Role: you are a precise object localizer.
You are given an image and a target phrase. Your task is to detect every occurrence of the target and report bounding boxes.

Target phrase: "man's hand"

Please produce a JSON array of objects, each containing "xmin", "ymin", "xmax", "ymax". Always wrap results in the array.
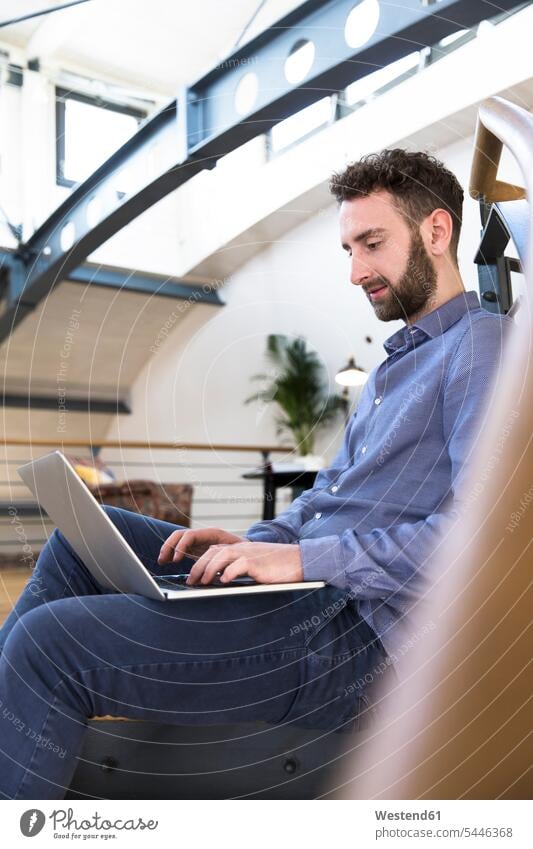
[
  {"xmin": 185, "ymin": 541, "xmax": 304, "ymax": 585},
  {"xmin": 158, "ymin": 527, "xmax": 244, "ymax": 565}
]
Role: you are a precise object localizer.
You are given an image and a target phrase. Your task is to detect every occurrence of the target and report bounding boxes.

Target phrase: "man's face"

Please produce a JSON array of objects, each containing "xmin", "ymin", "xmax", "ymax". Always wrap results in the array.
[{"xmin": 339, "ymin": 189, "xmax": 437, "ymax": 322}]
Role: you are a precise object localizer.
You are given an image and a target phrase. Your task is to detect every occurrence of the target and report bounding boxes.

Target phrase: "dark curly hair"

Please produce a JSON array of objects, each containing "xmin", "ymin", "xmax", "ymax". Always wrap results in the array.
[{"xmin": 329, "ymin": 148, "xmax": 464, "ymax": 264}]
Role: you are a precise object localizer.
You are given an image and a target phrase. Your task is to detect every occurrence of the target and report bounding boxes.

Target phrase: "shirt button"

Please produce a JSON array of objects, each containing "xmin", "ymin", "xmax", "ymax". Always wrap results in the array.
[
  {"xmin": 374, "ymin": 397, "xmax": 382, "ymax": 405},
  {"xmin": 331, "ymin": 485, "xmax": 338, "ymax": 493},
  {"xmin": 314, "ymin": 512, "xmax": 322, "ymax": 519},
  {"xmin": 361, "ymin": 445, "xmax": 367, "ymax": 454}
]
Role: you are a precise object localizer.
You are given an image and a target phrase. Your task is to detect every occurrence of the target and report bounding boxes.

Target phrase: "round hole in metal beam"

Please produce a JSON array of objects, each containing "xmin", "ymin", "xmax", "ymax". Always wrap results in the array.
[
  {"xmin": 344, "ymin": 0, "xmax": 380, "ymax": 49},
  {"xmin": 285, "ymin": 39, "xmax": 315, "ymax": 85}
]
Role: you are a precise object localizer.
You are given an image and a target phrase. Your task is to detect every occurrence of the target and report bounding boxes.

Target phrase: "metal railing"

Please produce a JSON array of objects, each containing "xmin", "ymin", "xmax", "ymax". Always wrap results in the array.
[
  {"xmin": 266, "ymin": 4, "xmax": 528, "ymax": 159},
  {"xmin": 0, "ymin": 438, "xmax": 296, "ymax": 560}
]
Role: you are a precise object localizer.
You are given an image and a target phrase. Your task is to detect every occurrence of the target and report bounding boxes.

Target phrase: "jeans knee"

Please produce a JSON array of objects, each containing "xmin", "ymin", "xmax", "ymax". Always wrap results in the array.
[
  {"xmin": 43, "ymin": 527, "xmax": 81, "ymax": 577},
  {"xmin": 100, "ymin": 504, "xmax": 120, "ymax": 521},
  {"xmin": 1, "ymin": 606, "xmax": 58, "ymax": 674},
  {"xmin": 99, "ymin": 504, "xmax": 139, "ymax": 533},
  {"xmin": 1, "ymin": 606, "xmax": 90, "ymax": 715},
  {"xmin": 36, "ymin": 528, "xmax": 68, "ymax": 577},
  {"xmin": 48, "ymin": 526, "xmax": 72, "ymax": 557}
]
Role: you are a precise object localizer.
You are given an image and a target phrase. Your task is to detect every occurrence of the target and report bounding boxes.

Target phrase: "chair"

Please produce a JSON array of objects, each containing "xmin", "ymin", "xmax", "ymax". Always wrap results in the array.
[
  {"xmin": 64, "ymin": 452, "xmax": 193, "ymax": 527},
  {"xmin": 90, "ymin": 479, "xmax": 193, "ymax": 527},
  {"xmin": 66, "ymin": 718, "xmax": 357, "ymax": 800}
]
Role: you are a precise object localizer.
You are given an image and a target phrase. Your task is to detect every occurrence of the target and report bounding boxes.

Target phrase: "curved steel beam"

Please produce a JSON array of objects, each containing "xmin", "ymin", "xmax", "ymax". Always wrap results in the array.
[{"xmin": 0, "ymin": 0, "xmax": 522, "ymax": 343}]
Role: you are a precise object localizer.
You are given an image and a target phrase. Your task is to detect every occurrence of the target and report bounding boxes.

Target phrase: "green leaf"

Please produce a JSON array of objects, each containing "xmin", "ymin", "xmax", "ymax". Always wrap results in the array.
[{"xmin": 245, "ymin": 333, "xmax": 345, "ymax": 454}]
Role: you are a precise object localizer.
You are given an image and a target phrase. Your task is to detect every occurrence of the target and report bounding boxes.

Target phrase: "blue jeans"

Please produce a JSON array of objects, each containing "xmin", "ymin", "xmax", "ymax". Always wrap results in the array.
[{"xmin": 0, "ymin": 506, "xmax": 388, "ymax": 799}]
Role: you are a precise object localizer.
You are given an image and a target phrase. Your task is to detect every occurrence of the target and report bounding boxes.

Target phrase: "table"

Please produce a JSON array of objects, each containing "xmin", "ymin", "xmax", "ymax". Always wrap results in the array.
[{"xmin": 242, "ymin": 466, "xmax": 319, "ymax": 521}]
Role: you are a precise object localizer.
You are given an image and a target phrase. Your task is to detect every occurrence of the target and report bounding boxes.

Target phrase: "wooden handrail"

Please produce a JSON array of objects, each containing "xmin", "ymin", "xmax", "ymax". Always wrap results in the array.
[
  {"xmin": 469, "ymin": 96, "xmax": 533, "ymax": 202},
  {"xmin": 0, "ymin": 438, "xmax": 293, "ymax": 453},
  {"xmin": 332, "ymin": 97, "xmax": 533, "ymax": 800}
]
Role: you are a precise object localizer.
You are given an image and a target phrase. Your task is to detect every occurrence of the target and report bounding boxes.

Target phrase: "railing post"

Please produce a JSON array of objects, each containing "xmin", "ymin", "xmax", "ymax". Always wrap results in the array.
[{"xmin": 261, "ymin": 450, "xmax": 275, "ymax": 521}]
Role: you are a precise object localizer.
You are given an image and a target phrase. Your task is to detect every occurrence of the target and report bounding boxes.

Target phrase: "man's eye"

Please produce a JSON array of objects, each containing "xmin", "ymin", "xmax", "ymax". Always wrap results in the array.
[{"xmin": 367, "ymin": 241, "xmax": 381, "ymax": 250}]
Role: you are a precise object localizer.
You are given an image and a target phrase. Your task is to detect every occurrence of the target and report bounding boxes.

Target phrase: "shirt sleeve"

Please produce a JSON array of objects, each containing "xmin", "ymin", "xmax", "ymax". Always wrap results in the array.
[
  {"xmin": 244, "ymin": 411, "xmax": 357, "ymax": 544},
  {"xmin": 299, "ymin": 315, "xmax": 514, "ymax": 614}
]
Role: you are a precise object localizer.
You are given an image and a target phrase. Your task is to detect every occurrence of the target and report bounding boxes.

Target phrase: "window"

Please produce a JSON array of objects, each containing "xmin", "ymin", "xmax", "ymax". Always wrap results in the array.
[
  {"xmin": 56, "ymin": 87, "xmax": 146, "ymax": 187},
  {"xmin": 269, "ymin": 97, "xmax": 333, "ymax": 154},
  {"xmin": 344, "ymin": 51, "xmax": 420, "ymax": 107}
]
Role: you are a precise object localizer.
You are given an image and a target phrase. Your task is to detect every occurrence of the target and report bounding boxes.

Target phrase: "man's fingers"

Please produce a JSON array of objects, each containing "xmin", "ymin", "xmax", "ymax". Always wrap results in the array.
[
  {"xmin": 219, "ymin": 558, "xmax": 253, "ymax": 583},
  {"xmin": 187, "ymin": 545, "xmax": 226, "ymax": 584},
  {"xmin": 158, "ymin": 530, "xmax": 186, "ymax": 563},
  {"xmin": 171, "ymin": 530, "xmax": 198, "ymax": 562},
  {"xmin": 187, "ymin": 545, "xmax": 223, "ymax": 584},
  {"xmin": 159, "ymin": 527, "xmax": 238, "ymax": 565},
  {"xmin": 200, "ymin": 547, "xmax": 241, "ymax": 584}
]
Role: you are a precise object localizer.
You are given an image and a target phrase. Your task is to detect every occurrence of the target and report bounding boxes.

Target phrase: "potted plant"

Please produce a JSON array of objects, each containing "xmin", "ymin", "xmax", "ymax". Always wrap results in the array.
[{"xmin": 245, "ymin": 334, "xmax": 346, "ymax": 468}]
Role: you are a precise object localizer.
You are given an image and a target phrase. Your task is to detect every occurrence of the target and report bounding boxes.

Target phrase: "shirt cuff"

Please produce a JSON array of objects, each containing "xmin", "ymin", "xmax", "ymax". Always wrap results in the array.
[
  {"xmin": 245, "ymin": 529, "xmax": 283, "ymax": 543},
  {"xmin": 299, "ymin": 536, "xmax": 345, "ymax": 586}
]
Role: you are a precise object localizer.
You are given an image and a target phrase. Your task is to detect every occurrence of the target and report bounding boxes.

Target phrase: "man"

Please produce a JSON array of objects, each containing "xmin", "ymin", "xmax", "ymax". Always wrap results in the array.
[{"xmin": 0, "ymin": 150, "xmax": 512, "ymax": 799}]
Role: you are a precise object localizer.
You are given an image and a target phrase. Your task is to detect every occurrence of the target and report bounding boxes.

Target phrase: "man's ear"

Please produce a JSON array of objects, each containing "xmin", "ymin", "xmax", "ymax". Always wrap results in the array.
[{"xmin": 423, "ymin": 208, "xmax": 453, "ymax": 258}]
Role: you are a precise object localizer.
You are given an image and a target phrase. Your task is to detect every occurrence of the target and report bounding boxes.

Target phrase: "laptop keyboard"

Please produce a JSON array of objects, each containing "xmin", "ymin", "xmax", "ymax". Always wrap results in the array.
[{"xmin": 156, "ymin": 573, "xmax": 257, "ymax": 589}]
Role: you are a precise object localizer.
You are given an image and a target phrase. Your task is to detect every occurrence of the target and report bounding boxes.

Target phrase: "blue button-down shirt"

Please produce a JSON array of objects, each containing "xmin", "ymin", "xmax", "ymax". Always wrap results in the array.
[{"xmin": 245, "ymin": 291, "xmax": 514, "ymax": 659}]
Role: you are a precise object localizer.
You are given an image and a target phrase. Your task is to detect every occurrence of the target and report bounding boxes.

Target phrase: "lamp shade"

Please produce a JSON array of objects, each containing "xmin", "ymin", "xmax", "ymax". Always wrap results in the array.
[{"xmin": 335, "ymin": 357, "xmax": 367, "ymax": 387}]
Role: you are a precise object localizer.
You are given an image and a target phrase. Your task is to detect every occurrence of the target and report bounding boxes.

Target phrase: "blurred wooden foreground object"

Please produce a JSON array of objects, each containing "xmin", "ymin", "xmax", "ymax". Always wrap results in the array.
[{"xmin": 330, "ymin": 97, "xmax": 532, "ymax": 800}]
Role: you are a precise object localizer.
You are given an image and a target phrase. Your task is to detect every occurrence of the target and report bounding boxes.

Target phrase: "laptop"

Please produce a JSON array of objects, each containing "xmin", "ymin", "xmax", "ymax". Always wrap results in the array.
[{"xmin": 18, "ymin": 451, "xmax": 326, "ymax": 601}]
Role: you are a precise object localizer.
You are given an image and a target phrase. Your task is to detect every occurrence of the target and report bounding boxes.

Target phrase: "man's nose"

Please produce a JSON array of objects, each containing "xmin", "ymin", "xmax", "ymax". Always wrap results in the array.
[{"xmin": 350, "ymin": 252, "xmax": 372, "ymax": 287}]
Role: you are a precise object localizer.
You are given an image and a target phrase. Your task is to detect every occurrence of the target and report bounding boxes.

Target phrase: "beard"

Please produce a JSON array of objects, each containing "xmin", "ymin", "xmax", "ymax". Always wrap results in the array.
[{"xmin": 365, "ymin": 229, "xmax": 438, "ymax": 323}]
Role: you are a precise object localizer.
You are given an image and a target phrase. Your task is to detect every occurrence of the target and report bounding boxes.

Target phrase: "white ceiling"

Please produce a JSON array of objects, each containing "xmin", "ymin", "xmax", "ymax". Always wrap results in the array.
[
  {"xmin": 0, "ymin": 1, "xmax": 89, "ymax": 26},
  {"xmin": 0, "ymin": 278, "xmax": 197, "ymax": 393},
  {"xmin": 0, "ymin": 0, "xmax": 305, "ymax": 94}
]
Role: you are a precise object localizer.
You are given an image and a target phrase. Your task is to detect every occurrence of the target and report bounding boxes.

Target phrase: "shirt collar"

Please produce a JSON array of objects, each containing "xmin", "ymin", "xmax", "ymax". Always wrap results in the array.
[{"xmin": 383, "ymin": 290, "xmax": 481, "ymax": 355}]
